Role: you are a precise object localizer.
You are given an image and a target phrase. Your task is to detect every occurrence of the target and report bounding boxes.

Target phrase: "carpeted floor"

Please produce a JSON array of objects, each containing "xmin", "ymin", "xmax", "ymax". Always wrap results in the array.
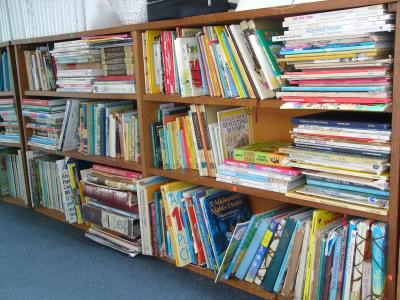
[{"xmin": 0, "ymin": 201, "xmax": 260, "ymax": 300}]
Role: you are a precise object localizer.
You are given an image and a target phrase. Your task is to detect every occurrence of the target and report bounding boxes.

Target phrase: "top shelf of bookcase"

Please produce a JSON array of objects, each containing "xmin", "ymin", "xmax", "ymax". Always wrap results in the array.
[
  {"xmin": 10, "ymin": 0, "xmax": 398, "ymax": 45},
  {"xmin": 24, "ymin": 91, "xmax": 136, "ymax": 100}
]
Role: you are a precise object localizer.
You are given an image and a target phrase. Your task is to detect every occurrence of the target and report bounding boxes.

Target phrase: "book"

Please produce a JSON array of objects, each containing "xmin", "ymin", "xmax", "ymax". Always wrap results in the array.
[
  {"xmin": 371, "ymin": 222, "xmax": 387, "ymax": 299},
  {"xmin": 233, "ymin": 142, "xmax": 290, "ymax": 166}
]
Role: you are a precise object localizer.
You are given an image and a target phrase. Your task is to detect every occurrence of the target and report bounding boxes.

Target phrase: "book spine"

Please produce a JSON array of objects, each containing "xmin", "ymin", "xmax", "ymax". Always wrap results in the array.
[
  {"xmin": 92, "ymin": 164, "xmax": 141, "ymax": 179},
  {"xmin": 371, "ymin": 222, "xmax": 387, "ymax": 298},
  {"xmin": 342, "ymin": 222, "xmax": 358, "ymax": 300},
  {"xmin": 93, "ymin": 84, "xmax": 135, "ymax": 94},
  {"xmin": 189, "ymin": 108, "xmax": 208, "ymax": 176},
  {"xmin": 233, "ymin": 148, "xmax": 287, "ymax": 166},
  {"xmin": 137, "ymin": 183, "xmax": 153, "ymax": 255},
  {"xmin": 150, "ymin": 202, "xmax": 158, "ymax": 257}
]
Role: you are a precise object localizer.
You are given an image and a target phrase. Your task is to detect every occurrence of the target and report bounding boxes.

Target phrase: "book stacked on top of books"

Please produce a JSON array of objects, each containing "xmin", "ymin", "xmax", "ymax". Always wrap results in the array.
[
  {"xmin": 0, "ymin": 147, "xmax": 27, "ymax": 203},
  {"xmin": 0, "ymin": 48, "xmax": 11, "ymax": 92},
  {"xmin": 143, "ymin": 21, "xmax": 283, "ymax": 99},
  {"xmin": 91, "ymin": 35, "xmax": 135, "ymax": 94},
  {"xmin": 24, "ymin": 46, "xmax": 56, "ymax": 91},
  {"xmin": 0, "ymin": 98, "xmax": 19, "ymax": 144},
  {"xmin": 274, "ymin": 4, "xmax": 394, "ymax": 112},
  {"xmin": 22, "ymin": 98, "xmax": 67, "ymax": 150},
  {"xmin": 77, "ymin": 100, "xmax": 139, "ymax": 161},
  {"xmin": 137, "ymin": 178, "xmax": 388, "ymax": 298},
  {"xmin": 81, "ymin": 164, "xmax": 142, "ymax": 257},
  {"xmin": 216, "ymin": 142, "xmax": 305, "ymax": 193},
  {"xmin": 282, "ymin": 111, "xmax": 390, "ymax": 214}
]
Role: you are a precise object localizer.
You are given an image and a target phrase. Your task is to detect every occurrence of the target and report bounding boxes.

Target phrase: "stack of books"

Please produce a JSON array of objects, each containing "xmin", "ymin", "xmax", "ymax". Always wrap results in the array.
[
  {"xmin": 26, "ymin": 152, "xmax": 90, "ymax": 222},
  {"xmin": 78, "ymin": 100, "xmax": 139, "ymax": 161},
  {"xmin": 0, "ymin": 98, "xmax": 19, "ymax": 144},
  {"xmin": 143, "ymin": 21, "xmax": 283, "ymax": 99},
  {"xmin": 22, "ymin": 98, "xmax": 67, "ymax": 150},
  {"xmin": 0, "ymin": 147, "xmax": 27, "ymax": 203},
  {"xmin": 216, "ymin": 142, "xmax": 305, "ymax": 193},
  {"xmin": 82, "ymin": 164, "xmax": 142, "ymax": 256},
  {"xmin": 0, "ymin": 48, "xmax": 11, "ymax": 92},
  {"xmin": 24, "ymin": 47, "xmax": 56, "ymax": 91},
  {"xmin": 151, "ymin": 105, "xmax": 253, "ymax": 177},
  {"xmin": 283, "ymin": 111, "xmax": 390, "ymax": 214},
  {"xmin": 137, "ymin": 178, "xmax": 388, "ymax": 298},
  {"xmin": 92, "ymin": 35, "xmax": 135, "ymax": 94},
  {"xmin": 274, "ymin": 4, "xmax": 394, "ymax": 112}
]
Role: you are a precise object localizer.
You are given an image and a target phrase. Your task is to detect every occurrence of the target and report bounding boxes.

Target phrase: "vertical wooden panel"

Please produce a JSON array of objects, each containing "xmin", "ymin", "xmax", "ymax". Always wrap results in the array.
[{"xmin": 387, "ymin": 3, "xmax": 400, "ymax": 299}]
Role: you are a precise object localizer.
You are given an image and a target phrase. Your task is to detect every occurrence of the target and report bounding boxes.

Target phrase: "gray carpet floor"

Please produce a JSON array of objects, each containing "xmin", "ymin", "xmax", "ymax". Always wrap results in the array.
[{"xmin": 0, "ymin": 201, "xmax": 261, "ymax": 300}]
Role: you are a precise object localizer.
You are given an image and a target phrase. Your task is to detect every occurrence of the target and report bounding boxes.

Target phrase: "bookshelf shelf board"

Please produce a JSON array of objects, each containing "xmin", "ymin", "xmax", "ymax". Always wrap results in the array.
[
  {"xmin": 143, "ymin": 93, "xmax": 282, "ymax": 108},
  {"xmin": 0, "ymin": 91, "xmax": 14, "ymax": 97},
  {"xmin": 24, "ymin": 91, "xmax": 137, "ymax": 100},
  {"xmin": 34, "ymin": 207, "xmax": 89, "ymax": 231},
  {"xmin": 27, "ymin": 146, "xmax": 142, "ymax": 172},
  {"xmin": 0, "ymin": 141, "xmax": 21, "ymax": 148},
  {"xmin": 0, "ymin": 195, "xmax": 28, "ymax": 207},
  {"xmin": 0, "ymin": 41, "xmax": 10, "ymax": 48},
  {"xmin": 63, "ymin": 150, "xmax": 142, "ymax": 172},
  {"xmin": 158, "ymin": 257, "xmax": 278, "ymax": 300},
  {"xmin": 150, "ymin": 168, "xmax": 388, "ymax": 222}
]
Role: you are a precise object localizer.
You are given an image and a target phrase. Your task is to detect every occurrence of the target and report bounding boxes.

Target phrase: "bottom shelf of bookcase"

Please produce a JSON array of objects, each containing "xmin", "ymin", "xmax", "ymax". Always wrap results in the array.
[
  {"xmin": 34, "ymin": 207, "xmax": 89, "ymax": 231},
  {"xmin": 0, "ymin": 195, "xmax": 28, "ymax": 207},
  {"xmin": 150, "ymin": 168, "xmax": 388, "ymax": 222},
  {"xmin": 158, "ymin": 257, "xmax": 283, "ymax": 300}
]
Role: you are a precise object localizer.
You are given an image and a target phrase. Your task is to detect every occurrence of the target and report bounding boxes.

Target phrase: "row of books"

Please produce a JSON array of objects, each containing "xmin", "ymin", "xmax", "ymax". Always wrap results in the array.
[
  {"xmin": 0, "ymin": 147, "xmax": 27, "ymax": 203},
  {"xmin": 78, "ymin": 100, "xmax": 139, "ymax": 162},
  {"xmin": 151, "ymin": 104, "xmax": 253, "ymax": 177},
  {"xmin": 81, "ymin": 164, "xmax": 142, "ymax": 256},
  {"xmin": 137, "ymin": 177, "xmax": 388, "ymax": 298},
  {"xmin": 276, "ymin": 4, "xmax": 394, "ymax": 112},
  {"xmin": 143, "ymin": 21, "xmax": 282, "ymax": 99},
  {"xmin": 0, "ymin": 97, "xmax": 19, "ymax": 145},
  {"xmin": 25, "ymin": 34, "xmax": 136, "ymax": 94}
]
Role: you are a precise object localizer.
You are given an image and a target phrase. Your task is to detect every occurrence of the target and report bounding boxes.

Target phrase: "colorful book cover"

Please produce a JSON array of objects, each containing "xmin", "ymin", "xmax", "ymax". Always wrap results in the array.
[
  {"xmin": 371, "ymin": 222, "xmax": 387, "ymax": 299},
  {"xmin": 342, "ymin": 219, "xmax": 360, "ymax": 300},
  {"xmin": 215, "ymin": 221, "xmax": 249, "ymax": 282},
  {"xmin": 217, "ymin": 107, "xmax": 254, "ymax": 160},
  {"xmin": 201, "ymin": 191, "xmax": 251, "ymax": 268},
  {"xmin": 233, "ymin": 142, "xmax": 289, "ymax": 166},
  {"xmin": 145, "ymin": 30, "xmax": 162, "ymax": 93}
]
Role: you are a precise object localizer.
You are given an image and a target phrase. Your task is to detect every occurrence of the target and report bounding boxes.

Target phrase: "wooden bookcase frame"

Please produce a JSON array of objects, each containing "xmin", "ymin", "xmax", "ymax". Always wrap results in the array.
[{"xmin": 7, "ymin": 0, "xmax": 400, "ymax": 298}]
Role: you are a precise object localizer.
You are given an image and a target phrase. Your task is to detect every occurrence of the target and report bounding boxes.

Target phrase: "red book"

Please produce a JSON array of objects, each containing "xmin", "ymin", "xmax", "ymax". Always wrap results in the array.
[
  {"xmin": 281, "ymin": 96, "xmax": 391, "ymax": 104},
  {"xmin": 22, "ymin": 98, "xmax": 67, "ymax": 106},
  {"xmin": 0, "ymin": 98, "xmax": 14, "ymax": 104},
  {"xmin": 150, "ymin": 202, "xmax": 158, "ymax": 256},
  {"xmin": 161, "ymin": 32, "xmax": 170, "ymax": 94},
  {"xmin": 95, "ymin": 75, "xmax": 135, "ymax": 81},
  {"xmin": 83, "ymin": 183, "xmax": 138, "ymax": 213},
  {"xmin": 92, "ymin": 164, "xmax": 142, "ymax": 180},
  {"xmin": 289, "ymin": 78, "xmax": 391, "ymax": 85}
]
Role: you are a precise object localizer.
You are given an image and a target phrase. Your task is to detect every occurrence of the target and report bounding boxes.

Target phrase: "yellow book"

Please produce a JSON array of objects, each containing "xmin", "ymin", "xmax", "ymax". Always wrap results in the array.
[
  {"xmin": 161, "ymin": 181, "xmax": 195, "ymax": 266},
  {"xmin": 202, "ymin": 34, "xmax": 223, "ymax": 97},
  {"xmin": 184, "ymin": 116, "xmax": 198, "ymax": 170},
  {"xmin": 278, "ymin": 51, "xmax": 382, "ymax": 62},
  {"xmin": 213, "ymin": 26, "xmax": 247, "ymax": 98},
  {"xmin": 168, "ymin": 121, "xmax": 180, "ymax": 169},
  {"xmin": 302, "ymin": 210, "xmax": 340, "ymax": 300},
  {"xmin": 67, "ymin": 163, "xmax": 83, "ymax": 224},
  {"xmin": 145, "ymin": 30, "xmax": 162, "ymax": 93}
]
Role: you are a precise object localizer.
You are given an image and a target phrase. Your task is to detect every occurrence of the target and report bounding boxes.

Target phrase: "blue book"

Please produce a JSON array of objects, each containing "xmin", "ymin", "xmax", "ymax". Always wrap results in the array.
[
  {"xmin": 281, "ymin": 86, "xmax": 387, "ymax": 92},
  {"xmin": 281, "ymin": 41, "xmax": 373, "ymax": 52},
  {"xmin": 217, "ymin": 168, "xmax": 276, "ymax": 183},
  {"xmin": 292, "ymin": 111, "xmax": 391, "ymax": 130},
  {"xmin": 280, "ymin": 44, "xmax": 375, "ymax": 55},
  {"xmin": 371, "ymin": 222, "xmax": 388, "ymax": 298},
  {"xmin": 222, "ymin": 31, "xmax": 248, "ymax": 98},
  {"xmin": 262, "ymin": 217, "xmax": 296, "ymax": 291},
  {"xmin": 315, "ymin": 236, "xmax": 327, "ymax": 300},
  {"xmin": 178, "ymin": 129, "xmax": 187, "ymax": 169},
  {"xmin": 0, "ymin": 51, "xmax": 3, "ymax": 91},
  {"xmin": 223, "ymin": 62, "xmax": 238, "ymax": 98},
  {"xmin": 235, "ymin": 219, "xmax": 269, "ymax": 280},
  {"xmin": 342, "ymin": 219, "xmax": 360, "ymax": 298},
  {"xmin": 192, "ymin": 191, "xmax": 217, "ymax": 273},
  {"xmin": 211, "ymin": 43, "xmax": 230, "ymax": 98},
  {"xmin": 329, "ymin": 231, "xmax": 342, "ymax": 300},
  {"xmin": 306, "ymin": 178, "xmax": 389, "ymax": 197},
  {"xmin": 178, "ymin": 190, "xmax": 196, "ymax": 264},
  {"xmin": 294, "ymin": 143, "xmax": 390, "ymax": 159},
  {"xmin": 3, "ymin": 50, "xmax": 10, "ymax": 91},
  {"xmin": 201, "ymin": 191, "xmax": 251, "ymax": 268},
  {"xmin": 30, "ymin": 137, "xmax": 57, "ymax": 145},
  {"xmin": 153, "ymin": 192, "xmax": 163, "ymax": 255}
]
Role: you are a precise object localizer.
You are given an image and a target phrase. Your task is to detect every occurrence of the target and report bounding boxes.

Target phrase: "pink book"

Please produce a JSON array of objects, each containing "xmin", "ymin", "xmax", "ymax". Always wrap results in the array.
[
  {"xmin": 0, "ymin": 98, "xmax": 14, "ymax": 104},
  {"xmin": 224, "ymin": 159, "xmax": 302, "ymax": 176},
  {"xmin": 285, "ymin": 66, "xmax": 388, "ymax": 75},
  {"xmin": 289, "ymin": 78, "xmax": 391, "ymax": 85},
  {"xmin": 92, "ymin": 164, "xmax": 142, "ymax": 180},
  {"xmin": 281, "ymin": 96, "xmax": 391, "ymax": 104},
  {"xmin": 22, "ymin": 98, "xmax": 66, "ymax": 106}
]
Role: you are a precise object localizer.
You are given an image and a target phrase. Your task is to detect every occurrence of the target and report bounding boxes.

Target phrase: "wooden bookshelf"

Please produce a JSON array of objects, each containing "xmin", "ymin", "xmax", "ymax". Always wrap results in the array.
[
  {"xmin": 9, "ymin": 0, "xmax": 400, "ymax": 298},
  {"xmin": 0, "ymin": 195, "xmax": 28, "ymax": 207},
  {"xmin": 24, "ymin": 91, "xmax": 137, "ymax": 100},
  {"xmin": 34, "ymin": 207, "xmax": 89, "ymax": 231}
]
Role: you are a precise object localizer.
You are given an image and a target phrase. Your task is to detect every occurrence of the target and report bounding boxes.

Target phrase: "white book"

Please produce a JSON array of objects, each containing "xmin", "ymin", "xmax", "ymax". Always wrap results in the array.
[
  {"xmin": 249, "ymin": 35, "xmax": 279, "ymax": 91},
  {"xmin": 362, "ymin": 261, "xmax": 372, "ymax": 300},
  {"xmin": 59, "ymin": 100, "xmax": 81, "ymax": 151},
  {"xmin": 277, "ymin": 91, "xmax": 390, "ymax": 99},
  {"xmin": 287, "ymin": 13, "xmax": 394, "ymax": 30},
  {"xmin": 93, "ymin": 84, "xmax": 136, "ymax": 94},
  {"xmin": 56, "ymin": 159, "xmax": 77, "ymax": 223},
  {"xmin": 283, "ymin": 4, "xmax": 385, "ymax": 23},
  {"xmin": 208, "ymin": 123, "xmax": 220, "ymax": 169},
  {"xmin": 351, "ymin": 219, "xmax": 373, "ymax": 300},
  {"xmin": 57, "ymin": 69, "xmax": 104, "ymax": 77},
  {"xmin": 294, "ymin": 219, "xmax": 311, "ymax": 300},
  {"xmin": 343, "ymin": 219, "xmax": 361, "ymax": 300},
  {"xmin": 25, "ymin": 150, "xmax": 48, "ymax": 207},
  {"xmin": 272, "ymin": 24, "xmax": 394, "ymax": 42},
  {"xmin": 109, "ymin": 114, "xmax": 117, "ymax": 158},
  {"xmin": 17, "ymin": 150, "xmax": 28, "ymax": 205}
]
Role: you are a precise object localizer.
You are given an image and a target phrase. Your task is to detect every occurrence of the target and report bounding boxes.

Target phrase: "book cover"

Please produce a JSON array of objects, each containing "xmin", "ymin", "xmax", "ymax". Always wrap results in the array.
[
  {"xmin": 371, "ymin": 222, "xmax": 387, "ymax": 299},
  {"xmin": 233, "ymin": 142, "xmax": 289, "ymax": 166}
]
